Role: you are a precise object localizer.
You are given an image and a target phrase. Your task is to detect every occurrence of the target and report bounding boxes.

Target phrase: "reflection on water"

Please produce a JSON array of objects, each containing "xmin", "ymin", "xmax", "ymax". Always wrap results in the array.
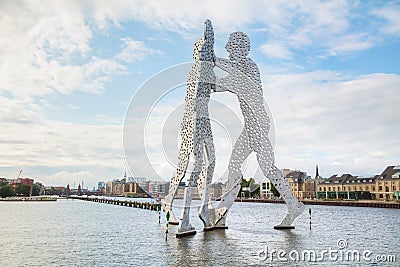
[{"xmin": 0, "ymin": 198, "xmax": 398, "ymax": 266}]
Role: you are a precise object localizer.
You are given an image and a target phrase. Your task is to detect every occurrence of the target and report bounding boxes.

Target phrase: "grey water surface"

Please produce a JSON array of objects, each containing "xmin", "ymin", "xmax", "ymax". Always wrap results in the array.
[{"xmin": 0, "ymin": 198, "xmax": 398, "ymax": 266}]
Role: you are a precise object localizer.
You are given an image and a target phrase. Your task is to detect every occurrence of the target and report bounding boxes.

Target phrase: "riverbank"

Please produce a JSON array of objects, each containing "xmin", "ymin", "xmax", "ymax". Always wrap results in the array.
[
  {"xmin": 237, "ymin": 198, "xmax": 400, "ymax": 209},
  {"xmin": 0, "ymin": 196, "xmax": 57, "ymax": 201}
]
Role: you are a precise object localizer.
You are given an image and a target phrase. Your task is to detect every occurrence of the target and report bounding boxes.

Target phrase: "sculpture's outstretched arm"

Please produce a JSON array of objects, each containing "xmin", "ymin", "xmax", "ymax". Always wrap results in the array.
[{"xmin": 215, "ymin": 57, "xmax": 233, "ymax": 72}]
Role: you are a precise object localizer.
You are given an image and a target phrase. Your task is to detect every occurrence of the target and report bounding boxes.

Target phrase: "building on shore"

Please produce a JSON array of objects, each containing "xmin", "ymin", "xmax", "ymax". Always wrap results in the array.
[
  {"xmin": 286, "ymin": 171, "xmax": 317, "ymax": 200},
  {"xmin": 317, "ymin": 174, "xmax": 379, "ymax": 200},
  {"xmin": 104, "ymin": 177, "xmax": 169, "ymax": 197},
  {"xmin": 316, "ymin": 165, "xmax": 400, "ymax": 201},
  {"xmin": 97, "ymin": 181, "xmax": 105, "ymax": 193},
  {"xmin": 318, "ymin": 174, "xmax": 356, "ymax": 199},
  {"xmin": 10, "ymin": 178, "xmax": 34, "ymax": 187},
  {"xmin": 317, "ymin": 174, "xmax": 378, "ymax": 200},
  {"xmin": 259, "ymin": 177, "xmax": 273, "ymax": 199},
  {"xmin": 210, "ymin": 182, "xmax": 226, "ymax": 200},
  {"xmin": 43, "ymin": 186, "xmax": 66, "ymax": 196},
  {"xmin": 105, "ymin": 180, "xmax": 141, "ymax": 197},
  {"xmin": 374, "ymin": 166, "xmax": 400, "ymax": 201}
]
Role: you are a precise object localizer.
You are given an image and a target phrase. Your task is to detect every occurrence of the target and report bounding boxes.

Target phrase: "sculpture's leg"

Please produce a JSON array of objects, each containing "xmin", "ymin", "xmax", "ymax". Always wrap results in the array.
[
  {"xmin": 212, "ymin": 131, "xmax": 251, "ymax": 228},
  {"xmin": 177, "ymin": 183, "xmax": 196, "ymax": 237},
  {"xmin": 257, "ymin": 148, "xmax": 305, "ymax": 228},
  {"xmin": 198, "ymin": 137, "xmax": 216, "ymax": 228},
  {"xmin": 177, "ymin": 143, "xmax": 204, "ymax": 236},
  {"xmin": 163, "ymin": 152, "xmax": 189, "ymax": 224},
  {"xmin": 270, "ymin": 166, "xmax": 304, "ymax": 228}
]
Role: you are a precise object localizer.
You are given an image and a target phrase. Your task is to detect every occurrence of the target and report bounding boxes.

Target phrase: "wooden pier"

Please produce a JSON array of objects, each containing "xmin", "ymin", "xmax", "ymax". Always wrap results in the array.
[{"xmin": 68, "ymin": 196, "xmax": 160, "ymax": 211}]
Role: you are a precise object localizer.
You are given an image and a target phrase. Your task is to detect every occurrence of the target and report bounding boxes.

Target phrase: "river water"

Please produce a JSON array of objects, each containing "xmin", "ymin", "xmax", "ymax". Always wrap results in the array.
[{"xmin": 0, "ymin": 198, "xmax": 398, "ymax": 266}]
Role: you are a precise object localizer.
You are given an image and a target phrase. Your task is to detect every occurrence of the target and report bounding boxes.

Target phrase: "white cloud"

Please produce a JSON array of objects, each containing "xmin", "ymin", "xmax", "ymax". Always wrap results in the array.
[
  {"xmin": 328, "ymin": 33, "xmax": 373, "ymax": 56},
  {"xmin": 372, "ymin": 3, "xmax": 400, "ymax": 35},
  {"xmin": 0, "ymin": 116, "xmax": 124, "ymax": 184},
  {"xmin": 44, "ymin": 171, "xmax": 95, "ymax": 188},
  {"xmin": 1, "ymin": 1, "xmax": 396, "ymax": 100},
  {"xmin": 129, "ymin": 69, "xmax": 400, "ymax": 182},
  {"xmin": 0, "ymin": 1, "xmax": 128, "ymax": 98},
  {"xmin": 1, "ymin": 1, "xmax": 398, "ymax": 187},
  {"xmin": 263, "ymin": 71, "xmax": 400, "ymax": 177},
  {"xmin": 261, "ymin": 42, "xmax": 293, "ymax": 60},
  {"xmin": 116, "ymin": 37, "xmax": 161, "ymax": 63}
]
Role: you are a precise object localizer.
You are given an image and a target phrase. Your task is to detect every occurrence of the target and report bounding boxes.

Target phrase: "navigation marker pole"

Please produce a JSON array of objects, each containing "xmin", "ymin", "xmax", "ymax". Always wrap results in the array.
[
  {"xmin": 165, "ymin": 210, "xmax": 170, "ymax": 241},
  {"xmin": 158, "ymin": 203, "xmax": 161, "ymax": 224},
  {"xmin": 309, "ymin": 208, "xmax": 312, "ymax": 230}
]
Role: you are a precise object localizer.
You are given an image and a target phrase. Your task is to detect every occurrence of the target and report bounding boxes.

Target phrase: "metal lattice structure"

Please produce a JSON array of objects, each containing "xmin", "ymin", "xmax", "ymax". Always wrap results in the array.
[
  {"xmin": 163, "ymin": 20, "xmax": 216, "ymax": 235},
  {"xmin": 164, "ymin": 20, "xmax": 304, "ymax": 236},
  {"xmin": 211, "ymin": 32, "xmax": 304, "ymax": 229}
]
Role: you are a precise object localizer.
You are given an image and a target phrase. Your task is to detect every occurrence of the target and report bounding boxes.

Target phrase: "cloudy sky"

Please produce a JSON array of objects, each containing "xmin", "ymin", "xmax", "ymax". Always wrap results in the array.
[{"xmin": 1, "ymin": 0, "xmax": 399, "ymax": 189}]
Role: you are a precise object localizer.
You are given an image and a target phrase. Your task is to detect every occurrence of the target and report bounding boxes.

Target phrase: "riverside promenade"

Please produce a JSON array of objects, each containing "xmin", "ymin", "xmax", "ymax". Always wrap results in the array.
[
  {"xmin": 0, "ymin": 196, "xmax": 57, "ymax": 201},
  {"xmin": 237, "ymin": 198, "xmax": 400, "ymax": 209}
]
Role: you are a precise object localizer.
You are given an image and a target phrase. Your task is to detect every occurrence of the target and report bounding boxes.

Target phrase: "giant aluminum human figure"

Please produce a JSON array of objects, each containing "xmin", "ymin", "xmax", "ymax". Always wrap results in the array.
[
  {"xmin": 163, "ymin": 20, "xmax": 216, "ymax": 235},
  {"xmin": 211, "ymin": 32, "xmax": 305, "ymax": 229}
]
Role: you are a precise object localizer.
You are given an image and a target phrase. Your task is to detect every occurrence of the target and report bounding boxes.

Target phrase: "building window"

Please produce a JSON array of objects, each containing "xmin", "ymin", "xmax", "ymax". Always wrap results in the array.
[
  {"xmin": 328, "ymin": 187, "xmax": 331, "ymax": 191},
  {"xmin": 366, "ymin": 186, "xmax": 369, "ymax": 191},
  {"xmin": 379, "ymin": 186, "xmax": 382, "ymax": 191}
]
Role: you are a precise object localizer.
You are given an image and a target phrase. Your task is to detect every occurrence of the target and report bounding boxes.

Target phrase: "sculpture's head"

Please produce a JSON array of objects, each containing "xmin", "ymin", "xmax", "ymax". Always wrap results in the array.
[{"xmin": 225, "ymin": 32, "xmax": 250, "ymax": 61}]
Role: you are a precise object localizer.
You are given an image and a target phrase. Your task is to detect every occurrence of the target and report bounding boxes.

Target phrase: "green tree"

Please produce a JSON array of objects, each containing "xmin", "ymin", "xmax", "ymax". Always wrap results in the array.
[
  {"xmin": 271, "ymin": 183, "xmax": 280, "ymax": 197},
  {"xmin": 238, "ymin": 178, "xmax": 250, "ymax": 197},
  {"xmin": 46, "ymin": 187, "xmax": 63, "ymax": 195},
  {"xmin": 250, "ymin": 185, "xmax": 260, "ymax": 198},
  {"xmin": 32, "ymin": 184, "xmax": 40, "ymax": 196},
  {"xmin": 0, "ymin": 185, "xmax": 15, "ymax": 198},
  {"xmin": 15, "ymin": 184, "xmax": 31, "ymax": 196}
]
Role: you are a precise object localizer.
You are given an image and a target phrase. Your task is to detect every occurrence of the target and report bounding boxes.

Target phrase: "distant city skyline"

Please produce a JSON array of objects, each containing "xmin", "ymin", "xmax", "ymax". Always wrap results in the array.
[{"xmin": 1, "ymin": 1, "xmax": 399, "ymax": 188}]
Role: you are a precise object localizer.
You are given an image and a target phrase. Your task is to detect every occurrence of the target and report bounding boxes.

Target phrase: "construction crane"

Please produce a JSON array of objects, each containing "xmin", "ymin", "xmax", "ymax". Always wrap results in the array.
[
  {"xmin": 14, "ymin": 170, "xmax": 33, "ymax": 197},
  {"xmin": 15, "ymin": 169, "xmax": 22, "ymax": 183}
]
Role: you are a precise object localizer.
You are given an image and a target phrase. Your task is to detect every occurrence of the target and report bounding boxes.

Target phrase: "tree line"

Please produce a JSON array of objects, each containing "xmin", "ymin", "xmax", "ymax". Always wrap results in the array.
[{"xmin": 0, "ymin": 183, "xmax": 40, "ymax": 198}]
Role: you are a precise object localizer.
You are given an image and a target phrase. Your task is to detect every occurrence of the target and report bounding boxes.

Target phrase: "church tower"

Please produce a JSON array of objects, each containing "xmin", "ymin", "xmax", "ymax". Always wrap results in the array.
[
  {"xmin": 77, "ymin": 183, "xmax": 82, "ymax": 196},
  {"xmin": 315, "ymin": 164, "xmax": 320, "ymax": 179}
]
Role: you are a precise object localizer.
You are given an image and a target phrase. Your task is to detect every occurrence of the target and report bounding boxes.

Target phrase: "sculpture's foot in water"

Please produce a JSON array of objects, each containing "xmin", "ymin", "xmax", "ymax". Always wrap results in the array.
[
  {"xmin": 163, "ymin": 206, "xmax": 179, "ymax": 225},
  {"xmin": 204, "ymin": 207, "xmax": 228, "ymax": 230},
  {"xmin": 198, "ymin": 203, "xmax": 216, "ymax": 229},
  {"xmin": 274, "ymin": 225, "xmax": 295, "ymax": 230},
  {"xmin": 176, "ymin": 223, "xmax": 196, "ymax": 238},
  {"xmin": 274, "ymin": 201, "xmax": 305, "ymax": 230}
]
